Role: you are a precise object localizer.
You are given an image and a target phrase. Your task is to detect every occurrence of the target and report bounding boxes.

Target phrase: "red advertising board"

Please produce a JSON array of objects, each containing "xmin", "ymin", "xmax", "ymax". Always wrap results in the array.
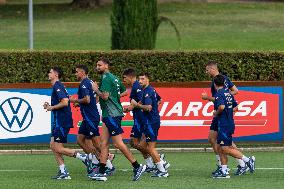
[{"xmin": 69, "ymin": 87, "xmax": 280, "ymax": 142}]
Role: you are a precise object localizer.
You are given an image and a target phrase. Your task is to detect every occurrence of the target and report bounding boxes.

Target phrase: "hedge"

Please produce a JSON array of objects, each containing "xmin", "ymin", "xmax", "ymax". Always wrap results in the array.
[{"xmin": 0, "ymin": 51, "xmax": 284, "ymax": 83}]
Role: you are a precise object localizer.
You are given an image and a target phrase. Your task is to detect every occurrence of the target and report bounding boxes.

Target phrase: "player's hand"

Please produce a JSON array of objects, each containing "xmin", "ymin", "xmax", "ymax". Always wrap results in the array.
[
  {"xmin": 92, "ymin": 81, "xmax": 99, "ymax": 92},
  {"xmin": 123, "ymin": 105, "xmax": 134, "ymax": 112},
  {"xmin": 46, "ymin": 105, "xmax": 53, "ymax": 111},
  {"xmin": 213, "ymin": 110, "xmax": 217, "ymax": 117},
  {"xmin": 69, "ymin": 95, "xmax": 77, "ymax": 103},
  {"xmin": 123, "ymin": 107, "xmax": 130, "ymax": 113},
  {"xmin": 201, "ymin": 91, "xmax": 209, "ymax": 100},
  {"xmin": 43, "ymin": 102, "xmax": 50, "ymax": 109}
]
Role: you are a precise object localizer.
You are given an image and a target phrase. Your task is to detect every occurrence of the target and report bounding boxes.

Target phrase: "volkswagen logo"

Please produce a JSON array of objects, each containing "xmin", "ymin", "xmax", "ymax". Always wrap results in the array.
[{"xmin": 0, "ymin": 97, "xmax": 33, "ymax": 133}]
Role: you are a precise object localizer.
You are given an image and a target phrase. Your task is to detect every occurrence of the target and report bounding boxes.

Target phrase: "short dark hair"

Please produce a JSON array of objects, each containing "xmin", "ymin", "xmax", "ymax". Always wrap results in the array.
[
  {"xmin": 206, "ymin": 61, "xmax": 218, "ymax": 67},
  {"xmin": 123, "ymin": 68, "xmax": 136, "ymax": 77},
  {"xmin": 51, "ymin": 67, "xmax": 63, "ymax": 79},
  {"xmin": 213, "ymin": 74, "xmax": 225, "ymax": 87},
  {"xmin": 99, "ymin": 58, "xmax": 111, "ymax": 66},
  {"xmin": 138, "ymin": 72, "xmax": 150, "ymax": 79},
  {"xmin": 76, "ymin": 64, "xmax": 89, "ymax": 74}
]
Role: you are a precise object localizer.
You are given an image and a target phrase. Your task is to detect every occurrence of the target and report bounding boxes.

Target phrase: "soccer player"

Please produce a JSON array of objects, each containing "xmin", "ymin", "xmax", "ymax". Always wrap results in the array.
[
  {"xmin": 69, "ymin": 65, "xmax": 114, "ymax": 175},
  {"xmin": 89, "ymin": 58, "xmax": 146, "ymax": 182},
  {"xmin": 201, "ymin": 61, "xmax": 243, "ymax": 175},
  {"xmin": 122, "ymin": 68, "xmax": 169, "ymax": 173},
  {"xmin": 131, "ymin": 72, "xmax": 169, "ymax": 177},
  {"xmin": 211, "ymin": 75, "xmax": 255, "ymax": 178},
  {"xmin": 43, "ymin": 67, "xmax": 89, "ymax": 180}
]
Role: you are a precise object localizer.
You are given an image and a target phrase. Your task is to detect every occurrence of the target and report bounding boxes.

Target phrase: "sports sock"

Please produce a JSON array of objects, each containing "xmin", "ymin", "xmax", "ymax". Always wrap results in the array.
[
  {"xmin": 216, "ymin": 155, "xmax": 221, "ymax": 166},
  {"xmin": 221, "ymin": 165, "xmax": 228, "ymax": 174},
  {"xmin": 236, "ymin": 158, "xmax": 246, "ymax": 167},
  {"xmin": 92, "ymin": 154, "xmax": 100, "ymax": 164},
  {"xmin": 59, "ymin": 164, "xmax": 66, "ymax": 174},
  {"xmin": 75, "ymin": 152, "xmax": 86, "ymax": 161},
  {"xmin": 99, "ymin": 163, "xmax": 107, "ymax": 174},
  {"xmin": 241, "ymin": 155, "xmax": 250, "ymax": 163},
  {"xmin": 145, "ymin": 157, "xmax": 154, "ymax": 168},
  {"xmin": 106, "ymin": 160, "xmax": 113, "ymax": 169},
  {"xmin": 156, "ymin": 161, "xmax": 166, "ymax": 172},
  {"xmin": 132, "ymin": 161, "xmax": 140, "ymax": 169}
]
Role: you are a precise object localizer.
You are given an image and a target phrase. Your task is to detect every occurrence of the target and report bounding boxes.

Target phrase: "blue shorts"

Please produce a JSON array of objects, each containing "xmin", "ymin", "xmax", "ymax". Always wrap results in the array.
[
  {"xmin": 78, "ymin": 120, "xmax": 100, "ymax": 138},
  {"xmin": 51, "ymin": 126, "xmax": 70, "ymax": 143},
  {"xmin": 130, "ymin": 117, "xmax": 144, "ymax": 139},
  {"xmin": 102, "ymin": 116, "xmax": 124, "ymax": 136},
  {"xmin": 210, "ymin": 117, "xmax": 219, "ymax": 132},
  {"xmin": 217, "ymin": 130, "xmax": 233, "ymax": 146},
  {"xmin": 144, "ymin": 122, "xmax": 160, "ymax": 142}
]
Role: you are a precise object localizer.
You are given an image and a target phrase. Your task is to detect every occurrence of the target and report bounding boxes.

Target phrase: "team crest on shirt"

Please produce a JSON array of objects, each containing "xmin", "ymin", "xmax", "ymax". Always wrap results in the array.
[
  {"xmin": 137, "ymin": 89, "xmax": 141, "ymax": 92},
  {"xmin": 145, "ymin": 94, "xmax": 149, "ymax": 97},
  {"xmin": 57, "ymin": 89, "xmax": 60, "ymax": 92},
  {"xmin": 82, "ymin": 85, "xmax": 86, "ymax": 89}
]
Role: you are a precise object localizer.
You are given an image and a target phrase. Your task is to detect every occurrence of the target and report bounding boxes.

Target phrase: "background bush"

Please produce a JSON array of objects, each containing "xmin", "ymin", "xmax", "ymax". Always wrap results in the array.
[{"xmin": 0, "ymin": 51, "xmax": 283, "ymax": 83}]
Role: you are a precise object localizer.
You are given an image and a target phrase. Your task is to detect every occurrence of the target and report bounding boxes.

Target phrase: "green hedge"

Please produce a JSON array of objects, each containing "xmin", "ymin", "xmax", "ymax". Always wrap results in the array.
[{"xmin": 0, "ymin": 51, "xmax": 284, "ymax": 83}]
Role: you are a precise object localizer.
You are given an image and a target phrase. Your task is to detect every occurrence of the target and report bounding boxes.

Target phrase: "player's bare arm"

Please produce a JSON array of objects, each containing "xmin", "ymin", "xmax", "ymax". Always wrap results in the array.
[
  {"xmin": 229, "ymin": 85, "xmax": 238, "ymax": 95},
  {"xmin": 70, "ymin": 95, "xmax": 90, "ymax": 104},
  {"xmin": 213, "ymin": 105, "xmax": 225, "ymax": 117},
  {"xmin": 201, "ymin": 91, "xmax": 215, "ymax": 102},
  {"xmin": 92, "ymin": 81, "xmax": 109, "ymax": 100},
  {"xmin": 43, "ymin": 98, "xmax": 69, "ymax": 111}
]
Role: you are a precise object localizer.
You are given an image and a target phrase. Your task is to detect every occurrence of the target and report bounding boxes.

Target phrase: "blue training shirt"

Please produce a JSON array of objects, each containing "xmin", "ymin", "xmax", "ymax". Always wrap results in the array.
[
  {"xmin": 51, "ymin": 81, "xmax": 73, "ymax": 128},
  {"xmin": 78, "ymin": 78, "xmax": 100, "ymax": 122},
  {"xmin": 214, "ymin": 88, "xmax": 238, "ymax": 133},
  {"xmin": 211, "ymin": 74, "xmax": 234, "ymax": 97},
  {"xmin": 130, "ymin": 80, "xmax": 143, "ymax": 119},
  {"xmin": 141, "ymin": 85, "xmax": 160, "ymax": 124}
]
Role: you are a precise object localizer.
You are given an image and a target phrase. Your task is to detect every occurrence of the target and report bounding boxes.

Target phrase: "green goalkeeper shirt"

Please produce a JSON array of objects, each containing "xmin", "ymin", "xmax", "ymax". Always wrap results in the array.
[{"xmin": 99, "ymin": 72, "xmax": 126, "ymax": 118}]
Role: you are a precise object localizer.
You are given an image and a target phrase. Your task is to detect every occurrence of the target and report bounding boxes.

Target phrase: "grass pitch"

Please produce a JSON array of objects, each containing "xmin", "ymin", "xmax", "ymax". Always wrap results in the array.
[
  {"xmin": 1, "ymin": 2, "xmax": 284, "ymax": 50},
  {"xmin": 0, "ymin": 152, "xmax": 284, "ymax": 189}
]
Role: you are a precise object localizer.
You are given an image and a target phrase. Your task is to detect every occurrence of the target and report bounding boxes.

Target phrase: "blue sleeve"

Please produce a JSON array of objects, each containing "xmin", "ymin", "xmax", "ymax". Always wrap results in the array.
[
  {"xmin": 155, "ymin": 91, "xmax": 161, "ymax": 101},
  {"xmin": 215, "ymin": 95, "xmax": 225, "ymax": 108},
  {"xmin": 55, "ymin": 84, "xmax": 68, "ymax": 100},
  {"xmin": 144, "ymin": 90, "xmax": 153, "ymax": 106},
  {"xmin": 80, "ymin": 81, "xmax": 91, "ymax": 98},
  {"xmin": 226, "ymin": 77, "xmax": 234, "ymax": 89},
  {"xmin": 232, "ymin": 97, "xmax": 238, "ymax": 108},
  {"xmin": 136, "ymin": 87, "xmax": 143, "ymax": 102}
]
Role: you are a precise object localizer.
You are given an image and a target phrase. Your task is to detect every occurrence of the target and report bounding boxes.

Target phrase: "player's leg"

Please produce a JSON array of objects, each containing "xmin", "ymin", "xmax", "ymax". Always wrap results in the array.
[
  {"xmin": 231, "ymin": 141, "xmax": 246, "ymax": 171},
  {"xmin": 108, "ymin": 116, "xmax": 146, "ymax": 181},
  {"xmin": 88, "ymin": 122, "xmax": 110, "ymax": 181},
  {"xmin": 144, "ymin": 122, "xmax": 169, "ymax": 177},
  {"xmin": 138, "ymin": 137, "xmax": 155, "ymax": 170},
  {"xmin": 50, "ymin": 138, "xmax": 71, "ymax": 180},
  {"xmin": 212, "ymin": 137, "xmax": 230, "ymax": 179},
  {"xmin": 208, "ymin": 117, "xmax": 221, "ymax": 166},
  {"xmin": 222, "ymin": 145, "xmax": 255, "ymax": 175}
]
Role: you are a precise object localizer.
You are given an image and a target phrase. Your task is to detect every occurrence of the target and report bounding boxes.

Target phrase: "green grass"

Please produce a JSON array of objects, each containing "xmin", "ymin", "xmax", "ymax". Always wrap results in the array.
[
  {"xmin": 1, "ymin": 2, "xmax": 284, "ymax": 50},
  {"xmin": 0, "ymin": 152, "xmax": 284, "ymax": 189}
]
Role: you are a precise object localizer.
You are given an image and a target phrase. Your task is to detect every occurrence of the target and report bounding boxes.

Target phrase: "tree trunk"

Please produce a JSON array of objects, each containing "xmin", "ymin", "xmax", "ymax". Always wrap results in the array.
[{"xmin": 71, "ymin": 0, "xmax": 100, "ymax": 8}]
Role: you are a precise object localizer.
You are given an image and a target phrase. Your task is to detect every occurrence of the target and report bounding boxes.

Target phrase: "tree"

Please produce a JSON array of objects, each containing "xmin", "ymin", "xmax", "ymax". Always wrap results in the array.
[
  {"xmin": 111, "ymin": 0, "xmax": 180, "ymax": 50},
  {"xmin": 71, "ymin": 0, "xmax": 101, "ymax": 8}
]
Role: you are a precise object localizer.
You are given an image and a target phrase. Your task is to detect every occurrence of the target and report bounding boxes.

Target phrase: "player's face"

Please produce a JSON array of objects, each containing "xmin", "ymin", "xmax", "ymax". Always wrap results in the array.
[
  {"xmin": 139, "ymin": 75, "xmax": 149, "ymax": 88},
  {"xmin": 205, "ymin": 66, "xmax": 215, "ymax": 77},
  {"xmin": 48, "ymin": 69, "xmax": 57, "ymax": 81},
  {"xmin": 96, "ymin": 61, "xmax": 108, "ymax": 74},
  {"xmin": 123, "ymin": 75, "xmax": 132, "ymax": 85},
  {"xmin": 75, "ymin": 68, "xmax": 84, "ymax": 80}
]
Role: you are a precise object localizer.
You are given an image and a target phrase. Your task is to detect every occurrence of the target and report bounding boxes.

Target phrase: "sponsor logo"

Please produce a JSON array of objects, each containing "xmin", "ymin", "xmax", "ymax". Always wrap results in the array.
[{"xmin": 0, "ymin": 97, "xmax": 33, "ymax": 133}]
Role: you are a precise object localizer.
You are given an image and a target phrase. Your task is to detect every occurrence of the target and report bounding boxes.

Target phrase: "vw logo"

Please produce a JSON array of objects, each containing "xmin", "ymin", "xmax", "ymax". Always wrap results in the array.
[{"xmin": 0, "ymin": 97, "xmax": 33, "ymax": 133}]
